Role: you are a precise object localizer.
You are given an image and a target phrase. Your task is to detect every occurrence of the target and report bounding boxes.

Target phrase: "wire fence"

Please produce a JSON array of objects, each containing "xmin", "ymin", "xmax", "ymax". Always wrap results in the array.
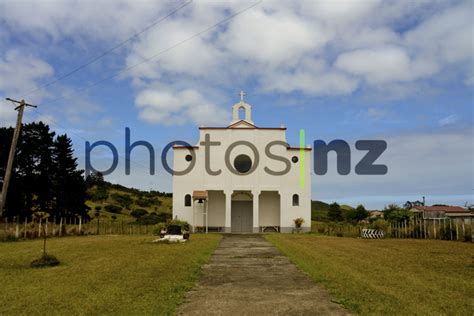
[
  {"xmin": 1, "ymin": 217, "xmax": 160, "ymax": 241},
  {"xmin": 312, "ymin": 218, "xmax": 473, "ymax": 242}
]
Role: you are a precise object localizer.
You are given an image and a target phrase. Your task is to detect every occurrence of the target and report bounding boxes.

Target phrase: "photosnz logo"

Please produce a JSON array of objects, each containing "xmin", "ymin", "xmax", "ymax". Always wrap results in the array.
[{"xmin": 85, "ymin": 128, "xmax": 388, "ymax": 188}]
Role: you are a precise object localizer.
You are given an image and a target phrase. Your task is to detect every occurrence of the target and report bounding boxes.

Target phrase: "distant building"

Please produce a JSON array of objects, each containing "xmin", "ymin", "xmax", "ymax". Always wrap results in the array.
[
  {"xmin": 369, "ymin": 210, "xmax": 383, "ymax": 218},
  {"xmin": 409, "ymin": 205, "xmax": 472, "ymax": 220}
]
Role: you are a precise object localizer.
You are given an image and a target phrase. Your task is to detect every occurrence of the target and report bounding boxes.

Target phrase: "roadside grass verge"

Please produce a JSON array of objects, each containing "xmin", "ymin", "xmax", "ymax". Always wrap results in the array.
[
  {"xmin": 0, "ymin": 234, "xmax": 221, "ymax": 315},
  {"xmin": 266, "ymin": 234, "xmax": 474, "ymax": 315}
]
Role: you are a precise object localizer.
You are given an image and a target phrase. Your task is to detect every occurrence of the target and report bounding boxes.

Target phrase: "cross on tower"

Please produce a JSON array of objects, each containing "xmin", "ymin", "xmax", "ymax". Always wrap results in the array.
[{"xmin": 239, "ymin": 90, "xmax": 246, "ymax": 102}]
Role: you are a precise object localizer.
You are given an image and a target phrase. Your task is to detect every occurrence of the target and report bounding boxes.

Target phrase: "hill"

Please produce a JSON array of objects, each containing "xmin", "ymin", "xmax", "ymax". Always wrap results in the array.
[{"xmin": 86, "ymin": 182, "xmax": 172, "ymax": 223}]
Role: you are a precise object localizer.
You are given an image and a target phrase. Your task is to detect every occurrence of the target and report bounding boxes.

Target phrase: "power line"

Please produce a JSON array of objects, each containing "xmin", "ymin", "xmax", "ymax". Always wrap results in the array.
[
  {"xmin": 18, "ymin": 0, "xmax": 193, "ymax": 99},
  {"xmin": 12, "ymin": 0, "xmax": 263, "ymax": 173},
  {"xmin": 37, "ymin": 0, "xmax": 263, "ymax": 108}
]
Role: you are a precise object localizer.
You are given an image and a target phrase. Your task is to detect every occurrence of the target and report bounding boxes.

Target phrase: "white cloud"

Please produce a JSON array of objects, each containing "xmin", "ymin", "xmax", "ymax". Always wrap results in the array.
[
  {"xmin": 135, "ymin": 88, "xmax": 228, "ymax": 126},
  {"xmin": 0, "ymin": 0, "xmax": 472, "ymax": 125},
  {"xmin": 438, "ymin": 114, "xmax": 458, "ymax": 126},
  {"xmin": 335, "ymin": 46, "xmax": 438, "ymax": 85},
  {"xmin": 0, "ymin": 50, "xmax": 53, "ymax": 97}
]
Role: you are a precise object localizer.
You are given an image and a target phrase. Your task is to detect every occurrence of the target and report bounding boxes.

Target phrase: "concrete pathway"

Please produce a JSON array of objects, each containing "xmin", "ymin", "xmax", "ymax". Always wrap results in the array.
[{"xmin": 177, "ymin": 234, "xmax": 350, "ymax": 315}]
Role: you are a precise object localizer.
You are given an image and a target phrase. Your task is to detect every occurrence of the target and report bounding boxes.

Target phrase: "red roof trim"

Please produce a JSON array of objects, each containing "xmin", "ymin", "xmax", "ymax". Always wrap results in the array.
[
  {"xmin": 287, "ymin": 147, "xmax": 312, "ymax": 151},
  {"xmin": 413, "ymin": 205, "xmax": 469, "ymax": 213},
  {"xmin": 199, "ymin": 127, "xmax": 286, "ymax": 130},
  {"xmin": 173, "ymin": 146, "xmax": 198, "ymax": 149}
]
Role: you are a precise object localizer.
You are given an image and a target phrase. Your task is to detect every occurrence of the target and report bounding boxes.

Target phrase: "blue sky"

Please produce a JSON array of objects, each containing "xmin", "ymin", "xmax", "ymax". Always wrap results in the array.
[{"xmin": 0, "ymin": 0, "xmax": 472, "ymax": 209}]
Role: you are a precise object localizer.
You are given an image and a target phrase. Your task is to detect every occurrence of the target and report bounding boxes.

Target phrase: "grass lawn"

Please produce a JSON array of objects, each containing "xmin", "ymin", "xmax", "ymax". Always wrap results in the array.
[
  {"xmin": 266, "ymin": 235, "xmax": 474, "ymax": 315},
  {"xmin": 0, "ymin": 234, "xmax": 221, "ymax": 315}
]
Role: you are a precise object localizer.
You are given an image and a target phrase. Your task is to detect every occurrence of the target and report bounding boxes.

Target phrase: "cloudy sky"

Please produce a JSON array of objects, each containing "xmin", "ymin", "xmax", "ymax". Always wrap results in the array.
[{"xmin": 0, "ymin": 0, "xmax": 472, "ymax": 208}]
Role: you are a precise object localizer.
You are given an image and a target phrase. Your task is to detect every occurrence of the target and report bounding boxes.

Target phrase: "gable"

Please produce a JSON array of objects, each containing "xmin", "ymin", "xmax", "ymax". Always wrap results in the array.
[{"xmin": 227, "ymin": 120, "xmax": 257, "ymax": 129}]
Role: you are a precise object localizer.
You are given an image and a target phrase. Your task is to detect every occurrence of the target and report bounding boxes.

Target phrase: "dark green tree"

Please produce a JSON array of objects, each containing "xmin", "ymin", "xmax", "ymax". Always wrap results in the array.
[
  {"xmin": 52, "ymin": 134, "xmax": 88, "ymax": 219},
  {"xmin": 346, "ymin": 204, "xmax": 369, "ymax": 222},
  {"xmin": 328, "ymin": 202, "xmax": 343, "ymax": 221}
]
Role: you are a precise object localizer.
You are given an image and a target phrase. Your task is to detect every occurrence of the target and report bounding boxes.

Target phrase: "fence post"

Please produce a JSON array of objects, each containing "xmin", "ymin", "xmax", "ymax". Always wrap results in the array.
[
  {"xmin": 45, "ymin": 218, "xmax": 49, "ymax": 237},
  {"xmin": 38, "ymin": 218, "xmax": 42, "ymax": 238},
  {"xmin": 455, "ymin": 220, "xmax": 459, "ymax": 241},
  {"xmin": 15, "ymin": 217, "xmax": 19, "ymax": 239},
  {"xmin": 4, "ymin": 217, "xmax": 7, "ymax": 241},
  {"xmin": 462, "ymin": 221, "xmax": 465, "ymax": 241},
  {"xmin": 24, "ymin": 217, "xmax": 27, "ymax": 239},
  {"xmin": 79, "ymin": 217, "xmax": 82, "ymax": 234},
  {"xmin": 449, "ymin": 219, "xmax": 453, "ymax": 241},
  {"xmin": 59, "ymin": 218, "xmax": 63, "ymax": 236}
]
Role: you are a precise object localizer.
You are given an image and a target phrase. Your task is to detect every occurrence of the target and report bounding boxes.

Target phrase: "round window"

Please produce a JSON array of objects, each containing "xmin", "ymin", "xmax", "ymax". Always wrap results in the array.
[
  {"xmin": 234, "ymin": 154, "xmax": 252, "ymax": 174},
  {"xmin": 185, "ymin": 154, "xmax": 193, "ymax": 162},
  {"xmin": 292, "ymin": 156, "xmax": 299, "ymax": 163}
]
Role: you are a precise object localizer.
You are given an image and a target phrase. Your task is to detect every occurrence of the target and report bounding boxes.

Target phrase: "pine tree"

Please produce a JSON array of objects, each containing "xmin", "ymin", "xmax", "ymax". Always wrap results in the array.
[{"xmin": 53, "ymin": 134, "xmax": 88, "ymax": 219}]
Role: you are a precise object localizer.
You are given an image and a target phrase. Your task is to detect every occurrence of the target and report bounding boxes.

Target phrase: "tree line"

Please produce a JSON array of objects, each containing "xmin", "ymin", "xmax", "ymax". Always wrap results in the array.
[{"xmin": 0, "ymin": 122, "xmax": 88, "ymax": 220}]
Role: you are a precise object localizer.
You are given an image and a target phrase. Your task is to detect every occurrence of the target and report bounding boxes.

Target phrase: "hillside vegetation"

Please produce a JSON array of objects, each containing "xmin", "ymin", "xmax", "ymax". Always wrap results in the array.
[{"xmin": 86, "ymin": 180, "xmax": 172, "ymax": 224}]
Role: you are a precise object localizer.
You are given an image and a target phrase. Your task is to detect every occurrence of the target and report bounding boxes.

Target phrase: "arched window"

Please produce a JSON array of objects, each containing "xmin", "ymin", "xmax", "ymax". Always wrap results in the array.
[
  {"xmin": 184, "ymin": 194, "xmax": 192, "ymax": 207},
  {"xmin": 292, "ymin": 194, "xmax": 299, "ymax": 206},
  {"xmin": 238, "ymin": 106, "xmax": 246, "ymax": 120}
]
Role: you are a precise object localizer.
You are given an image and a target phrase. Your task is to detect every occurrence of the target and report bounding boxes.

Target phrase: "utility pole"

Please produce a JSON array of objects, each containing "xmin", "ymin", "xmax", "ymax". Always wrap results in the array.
[{"xmin": 0, "ymin": 98, "xmax": 37, "ymax": 217}]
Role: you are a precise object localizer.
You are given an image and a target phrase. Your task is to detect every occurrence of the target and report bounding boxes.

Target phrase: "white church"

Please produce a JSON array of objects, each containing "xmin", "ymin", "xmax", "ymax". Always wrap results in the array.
[{"xmin": 172, "ymin": 92, "xmax": 311, "ymax": 233}]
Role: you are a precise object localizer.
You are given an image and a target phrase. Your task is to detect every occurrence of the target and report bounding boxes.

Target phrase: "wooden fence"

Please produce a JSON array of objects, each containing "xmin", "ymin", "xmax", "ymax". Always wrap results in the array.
[
  {"xmin": 1, "ymin": 217, "xmax": 159, "ymax": 241},
  {"xmin": 388, "ymin": 218, "xmax": 473, "ymax": 242},
  {"xmin": 312, "ymin": 218, "xmax": 473, "ymax": 242}
]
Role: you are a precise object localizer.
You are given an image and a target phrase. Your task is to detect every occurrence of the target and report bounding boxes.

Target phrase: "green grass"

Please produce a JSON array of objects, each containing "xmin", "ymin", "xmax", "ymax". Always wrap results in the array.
[
  {"xmin": 0, "ymin": 234, "xmax": 221, "ymax": 315},
  {"xmin": 266, "ymin": 235, "xmax": 474, "ymax": 315}
]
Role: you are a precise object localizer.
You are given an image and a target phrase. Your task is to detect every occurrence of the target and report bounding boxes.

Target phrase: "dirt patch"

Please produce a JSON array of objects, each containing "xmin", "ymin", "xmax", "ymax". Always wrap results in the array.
[{"xmin": 177, "ymin": 234, "xmax": 350, "ymax": 315}]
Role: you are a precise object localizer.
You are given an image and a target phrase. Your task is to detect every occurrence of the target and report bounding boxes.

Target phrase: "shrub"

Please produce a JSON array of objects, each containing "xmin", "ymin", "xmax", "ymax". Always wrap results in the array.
[
  {"xmin": 89, "ymin": 186, "xmax": 108, "ymax": 202},
  {"xmin": 131, "ymin": 209, "xmax": 148, "ymax": 218},
  {"xmin": 369, "ymin": 219, "xmax": 389, "ymax": 231},
  {"xmin": 294, "ymin": 217, "xmax": 305, "ymax": 228},
  {"xmin": 111, "ymin": 193, "xmax": 133, "ymax": 209},
  {"xmin": 104, "ymin": 204, "xmax": 122, "ymax": 214}
]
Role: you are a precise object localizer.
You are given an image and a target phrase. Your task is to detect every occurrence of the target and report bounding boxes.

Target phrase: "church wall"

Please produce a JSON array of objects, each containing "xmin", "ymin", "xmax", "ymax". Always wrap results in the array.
[
  {"xmin": 208, "ymin": 190, "xmax": 225, "ymax": 227},
  {"xmin": 259, "ymin": 191, "xmax": 280, "ymax": 227}
]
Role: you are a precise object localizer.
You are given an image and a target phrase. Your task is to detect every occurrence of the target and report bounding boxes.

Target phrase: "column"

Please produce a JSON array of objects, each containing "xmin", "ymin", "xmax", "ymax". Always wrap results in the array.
[
  {"xmin": 252, "ymin": 190, "xmax": 260, "ymax": 233},
  {"xmin": 224, "ymin": 190, "xmax": 232, "ymax": 233}
]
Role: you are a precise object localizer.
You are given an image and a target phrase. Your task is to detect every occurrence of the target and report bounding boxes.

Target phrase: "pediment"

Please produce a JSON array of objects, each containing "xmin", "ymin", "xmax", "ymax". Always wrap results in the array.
[{"xmin": 227, "ymin": 120, "xmax": 257, "ymax": 129}]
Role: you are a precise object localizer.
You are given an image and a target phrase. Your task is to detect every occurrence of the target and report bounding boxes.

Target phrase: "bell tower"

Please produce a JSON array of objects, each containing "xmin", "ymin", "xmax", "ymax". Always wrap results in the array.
[{"xmin": 231, "ymin": 90, "xmax": 254, "ymax": 125}]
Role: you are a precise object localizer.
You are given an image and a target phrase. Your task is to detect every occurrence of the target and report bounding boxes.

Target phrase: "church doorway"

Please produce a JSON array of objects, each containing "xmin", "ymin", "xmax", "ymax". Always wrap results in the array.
[
  {"xmin": 231, "ymin": 191, "xmax": 253, "ymax": 233},
  {"xmin": 231, "ymin": 201, "xmax": 253, "ymax": 233}
]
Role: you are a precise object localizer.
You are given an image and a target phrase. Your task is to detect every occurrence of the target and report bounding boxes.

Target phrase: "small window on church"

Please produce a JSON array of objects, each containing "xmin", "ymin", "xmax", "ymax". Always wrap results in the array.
[
  {"xmin": 234, "ymin": 154, "xmax": 252, "ymax": 174},
  {"xmin": 238, "ymin": 106, "xmax": 245, "ymax": 120},
  {"xmin": 292, "ymin": 156, "xmax": 298, "ymax": 163},
  {"xmin": 185, "ymin": 154, "xmax": 193, "ymax": 162},
  {"xmin": 292, "ymin": 194, "xmax": 299, "ymax": 206},
  {"xmin": 185, "ymin": 194, "xmax": 192, "ymax": 207}
]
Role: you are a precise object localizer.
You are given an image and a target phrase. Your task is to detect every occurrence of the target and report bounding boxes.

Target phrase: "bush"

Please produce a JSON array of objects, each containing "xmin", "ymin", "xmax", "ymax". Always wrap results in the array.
[
  {"xmin": 111, "ymin": 193, "xmax": 133, "ymax": 209},
  {"xmin": 131, "ymin": 209, "xmax": 148, "ymax": 218},
  {"xmin": 136, "ymin": 212, "xmax": 171, "ymax": 225},
  {"xmin": 369, "ymin": 219, "xmax": 389, "ymax": 231},
  {"xmin": 89, "ymin": 186, "xmax": 108, "ymax": 202},
  {"xmin": 104, "ymin": 204, "xmax": 122, "ymax": 214},
  {"xmin": 152, "ymin": 219, "xmax": 190, "ymax": 235}
]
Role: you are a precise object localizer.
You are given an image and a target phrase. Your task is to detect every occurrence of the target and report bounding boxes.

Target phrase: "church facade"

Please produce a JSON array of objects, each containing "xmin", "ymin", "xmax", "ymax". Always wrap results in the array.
[{"xmin": 172, "ymin": 94, "xmax": 311, "ymax": 233}]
